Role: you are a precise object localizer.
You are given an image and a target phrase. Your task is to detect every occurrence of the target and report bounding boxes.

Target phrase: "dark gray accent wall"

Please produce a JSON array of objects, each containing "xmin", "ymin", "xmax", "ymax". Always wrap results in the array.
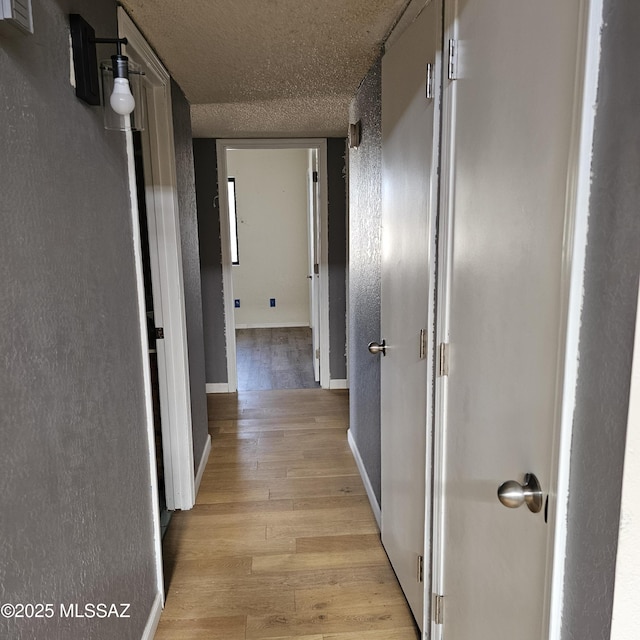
[
  {"xmin": 328, "ymin": 138, "xmax": 348, "ymax": 381},
  {"xmin": 193, "ymin": 139, "xmax": 228, "ymax": 385},
  {"xmin": 171, "ymin": 80, "xmax": 209, "ymax": 471},
  {"xmin": 562, "ymin": 3, "xmax": 640, "ymax": 637},
  {"xmin": 0, "ymin": 2, "xmax": 156, "ymax": 638},
  {"xmin": 348, "ymin": 60, "xmax": 383, "ymax": 504}
]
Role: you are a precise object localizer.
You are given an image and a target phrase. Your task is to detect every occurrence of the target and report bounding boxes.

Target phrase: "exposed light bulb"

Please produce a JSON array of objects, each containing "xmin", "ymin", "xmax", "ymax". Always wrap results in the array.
[{"xmin": 110, "ymin": 77, "xmax": 135, "ymax": 116}]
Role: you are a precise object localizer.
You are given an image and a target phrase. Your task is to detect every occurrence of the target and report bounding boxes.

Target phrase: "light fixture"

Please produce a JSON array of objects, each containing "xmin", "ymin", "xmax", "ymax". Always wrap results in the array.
[
  {"xmin": 106, "ymin": 41, "xmax": 135, "ymax": 116},
  {"xmin": 69, "ymin": 14, "xmax": 145, "ymax": 131}
]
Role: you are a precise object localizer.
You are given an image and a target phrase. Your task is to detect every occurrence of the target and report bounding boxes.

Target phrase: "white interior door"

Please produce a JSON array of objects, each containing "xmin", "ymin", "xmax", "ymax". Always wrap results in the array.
[
  {"xmin": 119, "ymin": 8, "xmax": 195, "ymax": 513},
  {"xmin": 434, "ymin": 0, "xmax": 585, "ymax": 637},
  {"xmin": 308, "ymin": 151, "xmax": 320, "ymax": 382},
  {"xmin": 380, "ymin": 2, "xmax": 441, "ymax": 629}
]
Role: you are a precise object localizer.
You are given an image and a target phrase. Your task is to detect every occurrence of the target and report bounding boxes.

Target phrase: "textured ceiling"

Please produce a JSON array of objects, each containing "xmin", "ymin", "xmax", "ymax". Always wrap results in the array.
[{"xmin": 120, "ymin": 0, "xmax": 411, "ymax": 138}]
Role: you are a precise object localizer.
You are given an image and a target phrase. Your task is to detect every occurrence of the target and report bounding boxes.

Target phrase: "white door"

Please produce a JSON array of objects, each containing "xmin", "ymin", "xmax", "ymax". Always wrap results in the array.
[
  {"xmin": 434, "ymin": 0, "xmax": 584, "ymax": 637},
  {"xmin": 307, "ymin": 151, "xmax": 320, "ymax": 382},
  {"xmin": 380, "ymin": 2, "xmax": 441, "ymax": 629}
]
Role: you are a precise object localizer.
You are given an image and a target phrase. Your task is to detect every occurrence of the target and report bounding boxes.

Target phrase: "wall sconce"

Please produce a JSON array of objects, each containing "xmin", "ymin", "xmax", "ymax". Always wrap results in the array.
[
  {"xmin": 349, "ymin": 120, "xmax": 362, "ymax": 149},
  {"xmin": 69, "ymin": 14, "xmax": 145, "ymax": 131}
]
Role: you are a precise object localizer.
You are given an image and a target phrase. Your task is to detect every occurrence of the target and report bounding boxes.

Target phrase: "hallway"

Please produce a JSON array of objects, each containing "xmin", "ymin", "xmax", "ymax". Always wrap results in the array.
[{"xmin": 155, "ymin": 389, "xmax": 419, "ymax": 639}]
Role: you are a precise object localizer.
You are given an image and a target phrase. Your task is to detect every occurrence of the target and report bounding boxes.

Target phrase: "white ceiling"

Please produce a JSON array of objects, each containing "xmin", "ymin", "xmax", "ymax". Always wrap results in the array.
[{"xmin": 120, "ymin": 0, "xmax": 412, "ymax": 138}]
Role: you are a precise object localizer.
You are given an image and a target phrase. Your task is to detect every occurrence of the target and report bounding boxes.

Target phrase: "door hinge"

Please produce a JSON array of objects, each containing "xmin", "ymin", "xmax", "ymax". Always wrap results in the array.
[
  {"xmin": 419, "ymin": 329, "xmax": 427, "ymax": 360},
  {"xmin": 312, "ymin": 170, "xmax": 318, "ymax": 183},
  {"xmin": 315, "ymin": 348, "xmax": 320, "ymax": 360},
  {"xmin": 155, "ymin": 327, "xmax": 165, "ymax": 340},
  {"xmin": 438, "ymin": 342, "xmax": 449, "ymax": 376},
  {"xmin": 417, "ymin": 555, "xmax": 424, "ymax": 583},
  {"xmin": 433, "ymin": 594, "xmax": 444, "ymax": 624},
  {"xmin": 448, "ymin": 39, "xmax": 458, "ymax": 80},
  {"xmin": 426, "ymin": 62, "xmax": 434, "ymax": 100}
]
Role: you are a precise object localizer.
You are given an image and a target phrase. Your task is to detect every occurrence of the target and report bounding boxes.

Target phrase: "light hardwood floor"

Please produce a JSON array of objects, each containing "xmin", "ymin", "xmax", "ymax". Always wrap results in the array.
[{"xmin": 155, "ymin": 389, "xmax": 419, "ymax": 640}]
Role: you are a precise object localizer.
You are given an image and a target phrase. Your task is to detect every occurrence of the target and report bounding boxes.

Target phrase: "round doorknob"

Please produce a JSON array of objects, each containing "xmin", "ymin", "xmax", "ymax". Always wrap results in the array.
[
  {"xmin": 368, "ymin": 340, "xmax": 386, "ymax": 356},
  {"xmin": 497, "ymin": 473, "xmax": 543, "ymax": 513}
]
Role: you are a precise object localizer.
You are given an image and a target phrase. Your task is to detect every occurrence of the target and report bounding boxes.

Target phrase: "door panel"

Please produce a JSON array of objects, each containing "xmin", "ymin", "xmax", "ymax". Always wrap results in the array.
[
  {"xmin": 307, "ymin": 152, "xmax": 321, "ymax": 383},
  {"xmin": 380, "ymin": 2, "xmax": 440, "ymax": 628},
  {"xmin": 437, "ymin": 0, "xmax": 582, "ymax": 637}
]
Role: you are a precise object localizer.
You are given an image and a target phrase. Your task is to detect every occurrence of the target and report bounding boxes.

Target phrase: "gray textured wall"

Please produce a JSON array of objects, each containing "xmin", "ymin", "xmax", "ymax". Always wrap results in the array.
[
  {"xmin": 193, "ymin": 139, "xmax": 228, "ymax": 385},
  {"xmin": 347, "ymin": 60, "xmax": 383, "ymax": 504},
  {"xmin": 0, "ymin": 2, "xmax": 156, "ymax": 638},
  {"xmin": 171, "ymin": 80, "xmax": 209, "ymax": 471},
  {"xmin": 562, "ymin": 2, "xmax": 640, "ymax": 637},
  {"xmin": 327, "ymin": 138, "xmax": 348, "ymax": 381}
]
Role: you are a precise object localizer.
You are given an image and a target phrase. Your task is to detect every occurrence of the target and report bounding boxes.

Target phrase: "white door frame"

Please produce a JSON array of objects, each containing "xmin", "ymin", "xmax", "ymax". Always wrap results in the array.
[
  {"xmin": 429, "ymin": 1, "xmax": 603, "ymax": 639},
  {"xmin": 119, "ymin": 9, "xmax": 195, "ymax": 510},
  {"xmin": 216, "ymin": 139, "xmax": 331, "ymax": 391}
]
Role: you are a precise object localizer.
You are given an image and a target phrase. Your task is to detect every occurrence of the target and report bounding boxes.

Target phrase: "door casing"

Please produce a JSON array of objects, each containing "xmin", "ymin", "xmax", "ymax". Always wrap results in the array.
[
  {"xmin": 119, "ymin": 5, "xmax": 202, "ymax": 617},
  {"xmin": 216, "ymin": 139, "xmax": 330, "ymax": 391}
]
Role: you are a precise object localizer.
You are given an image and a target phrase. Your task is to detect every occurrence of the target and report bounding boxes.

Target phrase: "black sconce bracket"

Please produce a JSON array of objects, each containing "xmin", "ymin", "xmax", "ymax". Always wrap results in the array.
[{"xmin": 69, "ymin": 14, "xmax": 128, "ymax": 106}]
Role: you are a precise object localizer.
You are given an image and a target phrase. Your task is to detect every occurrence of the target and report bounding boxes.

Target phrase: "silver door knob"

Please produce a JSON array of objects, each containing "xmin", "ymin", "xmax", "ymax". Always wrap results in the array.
[
  {"xmin": 368, "ymin": 340, "xmax": 386, "ymax": 356},
  {"xmin": 497, "ymin": 473, "xmax": 543, "ymax": 513}
]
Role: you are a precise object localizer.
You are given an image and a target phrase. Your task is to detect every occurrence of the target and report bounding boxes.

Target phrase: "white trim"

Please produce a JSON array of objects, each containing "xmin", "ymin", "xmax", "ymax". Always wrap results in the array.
[
  {"xmin": 140, "ymin": 591, "xmax": 163, "ymax": 640},
  {"xmin": 216, "ymin": 139, "xmax": 331, "ymax": 391},
  {"xmin": 347, "ymin": 429, "xmax": 381, "ymax": 529},
  {"xmin": 123, "ymin": 99, "xmax": 164, "ymax": 605},
  {"xmin": 329, "ymin": 379, "xmax": 349, "ymax": 390},
  {"xmin": 548, "ymin": 0, "xmax": 604, "ymax": 636},
  {"xmin": 318, "ymin": 144, "xmax": 331, "ymax": 390},
  {"xmin": 119, "ymin": 7, "xmax": 195, "ymax": 513},
  {"xmin": 194, "ymin": 434, "xmax": 212, "ymax": 495},
  {"xmin": 206, "ymin": 382, "xmax": 230, "ymax": 394},
  {"xmin": 235, "ymin": 322, "xmax": 310, "ymax": 329},
  {"xmin": 429, "ymin": 4, "xmax": 458, "ymax": 635}
]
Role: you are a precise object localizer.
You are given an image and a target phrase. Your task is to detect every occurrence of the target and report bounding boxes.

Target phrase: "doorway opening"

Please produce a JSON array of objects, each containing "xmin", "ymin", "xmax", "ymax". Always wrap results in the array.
[{"xmin": 217, "ymin": 140, "xmax": 330, "ymax": 392}]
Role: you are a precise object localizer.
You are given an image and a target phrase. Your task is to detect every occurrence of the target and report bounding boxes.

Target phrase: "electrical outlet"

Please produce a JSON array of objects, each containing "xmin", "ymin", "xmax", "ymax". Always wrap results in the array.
[
  {"xmin": 270, "ymin": 298, "xmax": 276, "ymax": 308},
  {"xmin": 234, "ymin": 299, "xmax": 240, "ymax": 308}
]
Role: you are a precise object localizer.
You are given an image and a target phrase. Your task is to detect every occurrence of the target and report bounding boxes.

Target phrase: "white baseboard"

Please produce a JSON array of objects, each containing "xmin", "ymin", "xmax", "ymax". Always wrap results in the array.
[
  {"xmin": 206, "ymin": 383, "xmax": 230, "ymax": 393},
  {"xmin": 235, "ymin": 322, "xmax": 310, "ymax": 329},
  {"xmin": 329, "ymin": 379, "xmax": 349, "ymax": 390},
  {"xmin": 195, "ymin": 434, "xmax": 211, "ymax": 495},
  {"xmin": 347, "ymin": 428, "xmax": 381, "ymax": 529},
  {"xmin": 140, "ymin": 591, "xmax": 163, "ymax": 640}
]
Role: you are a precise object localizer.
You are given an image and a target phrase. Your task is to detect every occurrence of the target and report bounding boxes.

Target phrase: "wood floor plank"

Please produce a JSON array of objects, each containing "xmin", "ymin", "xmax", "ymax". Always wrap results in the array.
[
  {"xmin": 268, "ymin": 476, "xmax": 366, "ymax": 500},
  {"xmin": 251, "ymin": 548, "xmax": 389, "ymax": 573},
  {"xmin": 153, "ymin": 616, "xmax": 246, "ymax": 640},
  {"xmin": 246, "ymin": 605, "xmax": 416, "ymax": 639},
  {"xmin": 163, "ymin": 584, "xmax": 296, "ymax": 618},
  {"xmin": 295, "ymin": 534, "xmax": 381, "ymax": 553},
  {"xmin": 323, "ymin": 629, "xmax": 420, "ymax": 640},
  {"xmin": 156, "ymin": 389, "xmax": 419, "ymax": 639},
  {"xmin": 165, "ymin": 533, "xmax": 296, "ymax": 559},
  {"xmin": 267, "ymin": 519, "xmax": 378, "ymax": 540},
  {"xmin": 292, "ymin": 495, "xmax": 372, "ymax": 511},
  {"xmin": 170, "ymin": 505, "xmax": 375, "ymax": 532},
  {"xmin": 166, "ymin": 564, "xmax": 399, "ymax": 593},
  {"xmin": 294, "ymin": 582, "xmax": 408, "ymax": 614}
]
